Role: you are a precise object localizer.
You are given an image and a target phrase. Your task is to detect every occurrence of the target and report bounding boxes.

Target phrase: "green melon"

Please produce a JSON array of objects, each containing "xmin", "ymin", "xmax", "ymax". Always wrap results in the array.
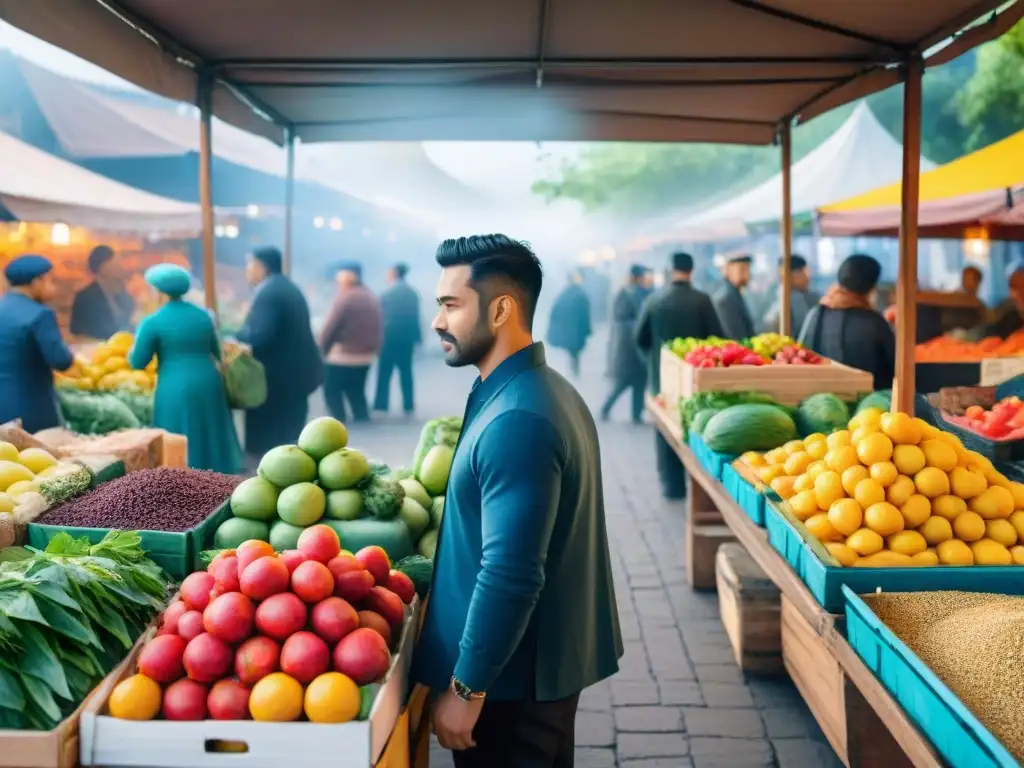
[{"xmin": 702, "ymin": 404, "xmax": 797, "ymax": 455}]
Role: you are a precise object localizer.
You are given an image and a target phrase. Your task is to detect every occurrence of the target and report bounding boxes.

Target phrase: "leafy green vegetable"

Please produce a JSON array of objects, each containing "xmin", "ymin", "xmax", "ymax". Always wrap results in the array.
[
  {"xmin": 57, "ymin": 389, "xmax": 145, "ymax": 434},
  {"xmin": 39, "ymin": 467, "xmax": 92, "ymax": 506},
  {"xmin": 680, "ymin": 391, "xmax": 785, "ymax": 437}
]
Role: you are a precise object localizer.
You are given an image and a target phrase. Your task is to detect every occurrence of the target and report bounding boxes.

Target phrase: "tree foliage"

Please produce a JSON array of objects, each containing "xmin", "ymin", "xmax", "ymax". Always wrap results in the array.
[{"xmin": 957, "ymin": 19, "xmax": 1024, "ymax": 151}]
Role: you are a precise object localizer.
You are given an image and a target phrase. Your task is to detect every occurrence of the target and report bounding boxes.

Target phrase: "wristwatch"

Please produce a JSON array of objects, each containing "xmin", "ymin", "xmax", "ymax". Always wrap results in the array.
[{"xmin": 450, "ymin": 676, "xmax": 486, "ymax": 702}]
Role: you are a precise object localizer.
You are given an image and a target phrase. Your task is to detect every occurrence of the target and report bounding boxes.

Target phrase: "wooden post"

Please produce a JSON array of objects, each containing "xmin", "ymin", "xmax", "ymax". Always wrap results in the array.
[
  {"xmin": 779, "ymin": 122, "xmax": 793, "ymax": 336},
  {"xmin": 893, "ymin": 54, "xmax": 924, "ymax": 414},
  {"xmin": 283, "ymin": 127, "xmax": 296, "ymax": 277},
  {"xmin": 197, "ymin": 71, "xmax": 217, "ymax": 314}
]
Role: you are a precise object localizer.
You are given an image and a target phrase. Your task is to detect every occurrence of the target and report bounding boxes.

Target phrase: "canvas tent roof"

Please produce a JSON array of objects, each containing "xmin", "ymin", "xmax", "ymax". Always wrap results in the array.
[
  {"xmin": 668, "ymin": 102, "xmax": 935, "ymax": 240},
  {"xmin": 0, "ymin": 0, "xmax": 1020, "ymax": 144}
]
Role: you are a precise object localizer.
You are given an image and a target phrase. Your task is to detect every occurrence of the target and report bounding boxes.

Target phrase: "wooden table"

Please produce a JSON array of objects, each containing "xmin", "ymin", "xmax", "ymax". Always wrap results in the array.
[{"xmin": 648, "ymin": 397, "xmax": 944, "ymax": 768}]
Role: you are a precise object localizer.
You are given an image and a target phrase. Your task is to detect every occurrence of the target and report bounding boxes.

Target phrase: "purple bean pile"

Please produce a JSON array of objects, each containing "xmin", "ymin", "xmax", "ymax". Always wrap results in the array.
[{"xmin": 36, "ymin": 468, "xmax": 243, "ymax": 532}]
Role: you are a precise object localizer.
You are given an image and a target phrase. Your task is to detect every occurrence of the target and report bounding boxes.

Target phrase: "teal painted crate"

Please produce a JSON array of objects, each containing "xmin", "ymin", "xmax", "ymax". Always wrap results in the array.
[
  {"xmin": 763, "ymin": 501, "xmax": 1024, "ymax": 613},
  {"xmin": 844, "ymin": 586, "xmax": 1019, "ymax": 768},
  {"xmin": 687, "ymin": 433, "xmax": 736, "ymax": 480},
  {"xmin": 721, "ymin": 463, "xmax": 766, "ymax": 525},
  {"xmin": 27, "ymin": 501, "xmax": 232, "ymax": 579}
]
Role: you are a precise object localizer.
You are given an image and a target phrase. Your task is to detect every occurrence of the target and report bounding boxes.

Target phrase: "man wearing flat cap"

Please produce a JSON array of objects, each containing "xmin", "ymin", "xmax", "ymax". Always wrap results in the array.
[
  {"xmin": 636, "ymin": 252, "xmax": 725, "ymax": 499},
  {"xmin": 712, "ymin": 253, "xmax": 756, "ymax": 341},
  {"xmin": 237, "ymin": 246, "xmax": 324, "ymax": 456},
  {"xmin": 762, "ymin": 254, "xmax": 819, "ymax": 336},
  {"xmin": 0, "ymin": 255, "xmax": 75, "ymax": 432},
  {"xmin": 373, "ymin": 262, "xmax": 422, "ymax": 416},
  {"xmin": 69, "ymin": 244, "xmax": 135, "ymax": 341},
  {"xmin": 601, "ymin": 264, "xmax": 652, "ymax": 424}
]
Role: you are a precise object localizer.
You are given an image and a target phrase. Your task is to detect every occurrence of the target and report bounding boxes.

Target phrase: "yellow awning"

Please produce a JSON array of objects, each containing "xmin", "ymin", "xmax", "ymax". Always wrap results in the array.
[{"xmin": 820, "ymin": 128, "xmax": 1024, "ymax": 212}]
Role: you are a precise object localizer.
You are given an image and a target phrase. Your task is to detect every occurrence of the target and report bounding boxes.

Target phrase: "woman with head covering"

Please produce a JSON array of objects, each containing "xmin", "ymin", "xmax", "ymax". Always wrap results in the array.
[
  {"xmin": 129, "ymin": 264, "xmax": 242, "ymax": 474},
  {"xmin": 0, "ymin": 255, "xmax": 75, "ymax": 431},
  {"xmin": 797, "ymin": 253, "xmax": 895, "ymax": 390}
]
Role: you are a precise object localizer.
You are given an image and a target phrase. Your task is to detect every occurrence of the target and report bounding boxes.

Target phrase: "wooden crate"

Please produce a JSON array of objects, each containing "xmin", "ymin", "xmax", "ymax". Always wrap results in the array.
[
  {"xmin": 681, "ymin": 359, "xmax": 873, "ymax": 407},
  {"xmin": 980, "ymin": 357, "xmax": 1024, "ymax": 386},
  {"xmin": 716, "ymin": 543, "xmax": 783, "ymax": 674},
  {"xmin": 660, "ymin": 347, "xmax": 686, "ymax": 411}
]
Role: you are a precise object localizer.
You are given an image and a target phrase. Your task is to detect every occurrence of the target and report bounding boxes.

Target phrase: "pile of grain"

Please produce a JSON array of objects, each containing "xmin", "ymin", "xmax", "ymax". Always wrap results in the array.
[{"xmin": 868, "ymin": 591, "xmax": 1024, "ymax": 761}]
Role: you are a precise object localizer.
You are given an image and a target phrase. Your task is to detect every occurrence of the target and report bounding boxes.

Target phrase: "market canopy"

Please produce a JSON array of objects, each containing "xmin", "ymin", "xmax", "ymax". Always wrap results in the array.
[
  {"xmin": 0, "ymin": 0, "xmax": 1020, "ymax": 144},
  {"xmin": 0, "ymin": 130, "xmax": 205, "ymax": 234}
]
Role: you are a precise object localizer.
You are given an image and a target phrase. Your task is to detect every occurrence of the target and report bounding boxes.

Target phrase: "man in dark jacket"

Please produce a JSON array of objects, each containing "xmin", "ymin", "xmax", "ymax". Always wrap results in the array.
[
  {"xmin": 69, "ymin": 245, "xmax": 135, "ymax": 340},
  {"xmin": 373, "ymin": 262, "xmax": 421, "ymax": 416},
  {"xmin": 636, "ymin": 252, "xmax": 725, "ymax": 499},
  {"xmin": 547, "ymin": 270, "xmax": 592, "ymax": 378},
  {"xmin": 237, "ymin": 246, "xmax": 324, "ymax": 456},
  {"xmin": 600, "ymin": 264, "xmax": 651, "ymax": 424},
  {"xmin": 762, "ymin": 255, "xmax": 819, "ymax": 335},
  {"xmin": 712, "ymin": 253, "xmax": 756, "ymax": 340}
]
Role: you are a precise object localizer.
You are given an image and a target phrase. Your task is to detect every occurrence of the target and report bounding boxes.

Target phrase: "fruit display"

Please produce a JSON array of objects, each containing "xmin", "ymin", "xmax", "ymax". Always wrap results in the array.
[
  {"xmin": 0, "ymin": 441, "xmax": 88, "ymax": 523},
  {"xmin": 747, "ymin": 333, "xmax": 798, "ymax": 359},
  {"xmin": 916, "ymin": 329, "xmax": 1024, "ymax": 362},
  {"xmin": 58, "ymin": 332, "xmax": 157, "ymax": 394},
  {"xmin": 948, "ymin": 396, "xmax": 1024, "ymax": 440},
  {"xmin": 0, "ymin": 531, "xmax": 170, "ymax": 729},
  {"xmin": 742, "ymin": 407, "xmax": 1024, "ymax": 567},
  {"xmin": 107, "ymin": 530, "xmax": 414, "ymax": 723},
  {"xmin": 771, "ymin": 345, "xmax": 823, "ymax": 365},
  {"xmin": 668, "ymin": 336, "xmax": 734, "ymax": 357},
  {"xmin": 702, "ymin": 404, "xmax": 798, "ymax": 454},
  {"xmin": 678, "ymin": 337, "xmax": 825, "ymax": 368},
  {"xmin": 685, "ymin": 342, "xmax": 769, "ymax": 368}
]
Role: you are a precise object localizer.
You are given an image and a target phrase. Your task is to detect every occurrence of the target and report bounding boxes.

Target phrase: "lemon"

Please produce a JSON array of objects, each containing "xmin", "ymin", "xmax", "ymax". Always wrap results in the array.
[
  {"xmin": 970, "ymin": 486, "xmax": 1014, "ymax": 520},
  {"xmin": 841, "ymin": 465, "xmax": 870, "ymax": 496},
  {"xmin": 953, "ymin": 511, "xmax": 986, "ymax": 542},
  {"xmin": 805, "ymin": 440, "xmax": 827, "ymax": 460},
  {"xmin": 985, "ymin": 519, "xmax": 1018, "ymax": 548},
  {"xmin": 741, "ymin": 452, "xmax": 766, "ymax": 467},
  {"xmin": 757, "ymin": 465, "xmax": 786, "ymax": 484},
  {"xmin": 900, "ymin": 494, "xmax": 932, "ymax": 529},
  {"xmin": 806, "ymin": 461, "xmax": 829, "ymax": 480},
  {"xmin": 0, "ymin": 461, "xmax": 34, "ymax": 491},
  {"xmin": 109, "ymin": 674, "xmax": 162, "ymax": 721},
  {"xmin": 1011, "ymin": 545, "xmax": 1024, "ymax": 565},
  {"xmin": 912, "ymin": 550, "xmax": 939, "ymax": 566},
  {"xmin": 892, "ymin": 445, "xmax": 926, "ymax": 476},
  {"xmin": 851, "ymin": 425, "xmax": 881, "ymax": 444},
  {"xmin": 886, "ymin": 475, "xmax": 916, "ymax": 507},
  {"xmin": 853, "ymin": 478, "xmax": 886, "ymax": 509},
  {"xmin": 920, "ymin": 439, "xmax": 957, "ymax": 472},
  {"xmin": 825, "ymin": 446, "xmax": 860, "ymax": 474},
  {"xmin": 1009, "ymin": 510, "xmax": 1024, "ymax": 541},
  {"xmin": 918, "ymin": 515, "xmax": 954, "ymax": 546},
  {"xmin": 814, "ymin": 471, "xmax": 845, "ymax": 511},
  {"xmin": 937, "ymin": 539, "xmax": 974, "ymax": 565},
  {"xmin": 932, "ymin": 494, "xmax": 967, "ymax": 521},
  {"xmin": 888, "ymin": 530, "xmax": 927, "ymax": 556},
  {"xmin": 949, "ymin": 467, "xmax": 987, "ymax": 499},
  {"xmin": 825, "ymin": 542, "xmax": 858, "ymax": 567},
  {"xmin": 984, "ymin": 468, "xmax": 1012, "ymax": 489},
  {"xmin": 828, "ymin": 498, "xmax": 864, "ymax": 536},
  {"xmin": 250, "ymin": 673, "xmax": 304, "ymax": 722},
  {"xmin": 0, "ymin": 494, "xmax": 13, "ymax": 514},
  {"xmin": 971, "ymin": 538, "xmax": 1012, "ymax": 566},
  {"xmin": 806, "ymin": 513, "xmax": 842, "ymax": 542},
  {"xmin": 1009, "ymin": 482, "xmax": 1024, "ymax": 509},
  {"xmin": 804, "ymin": 432, "xmax": 827, "ymax": 444},
  {"xmin": 846, "ymin": 527, "xmax": 884, "ymax": 556},
  {"xmin": 966, "ymin": 451, "xmax": 994, "ymax": 475},
  {"xmin": 856, "ymin": 433, "xmax": 894, "ymax": 465},
  {"xmin": 914, "ymin": 467, "xmax": 950, "ymax": 499},
  {"xmin": 0, "ymin": 442, "xmax": 18, "ymax": 462},
  {"xmin": 853, "ymin": 551, "xmax": 915, "ymax": 567},
  {"xmin": 770, "ymin": 475, "xmax": 798, "ymax": 500},
  {"xmin": 914, "ymin": 417, "xmax": 941, "ymax": 440},
  {"xmin": 789, "ymin": 490, "xmax": 818, "ymax": 521},
  {"xmin": 864, "ymin": 502, "xmax": 904, "ymax": 536},
  {"xmin": 783, "ymin": 440, "xmax": 806, "ymax": 456},
  {"xmin": 869, "ymin": 461, "xmax": 898, "ymax": 488},
  {"xmin": 850, "ymin": 407, "xmax": 884, "ymax": 430},
  {"xmin": 16, "ymin": 448, "xmax": 56, "ymax": 474},
  {"xmin": 793, "ymin": 473, "xmax": 816, "ymax": 493},
  {"xmin": 764, "ymin": 448, "xmax": 787, "ymax": 465},
  {"xmin": 6, "ymin": 480, "xmax": 38, "ymax": 497},
  {"xmin": 826, "ymin": 430, "xmax": 852, "ymax": 450},
  {"xmin": 304, "ymin": 672, "xmax": 360, "ymax": 724},
  {"xmin": 784, "ymin": 452, "xmax": 813, "ymax": 477},
  {"xmin": 881, "ymin": 412, "xmax": 922, "ymax": 445}
]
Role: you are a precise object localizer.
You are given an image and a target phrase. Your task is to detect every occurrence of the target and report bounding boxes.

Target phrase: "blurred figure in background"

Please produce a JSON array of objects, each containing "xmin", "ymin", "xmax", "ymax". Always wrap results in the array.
[
  {"xmin": 762, "ymin": 255, "xmax": 819, "ymax": 335},
  {"xmin": 547, "ymin": 269, "xmax": 592, "ymax": 378},
  {"xmin": 713, "ymin": 253, "xmax": 755, "ymax": 340},
  {"xmin": 69, "ymin": 245, "xmax": 135, "ymax": 340},
  {"xmin": 636, "ymin": 252, "xmax": 725, "ymax": 499},
  {"xmin": 0, "ymin": 255, "xmax": 74, "ymax": 432},
  {"xmin": 973, "ymin": 268, "xmax": 1024, "ymax": 340},
  {"xmin": 320, "ymin": 262, "xmax": 382, "ymax": 423},
  {"xmin": 237, "ymin": 247, "xmax": 324, "ymax": 457},
  {"xmin": 374, "ymin": 262, "xmax": 422, "ymax": 417},
  {"xmin": 600, "ymin": 264, "xmax": 652, "ymax": 424},
  {"xmin": 798, "ymin": 253, "xmax": 895, "ymax": 390}
]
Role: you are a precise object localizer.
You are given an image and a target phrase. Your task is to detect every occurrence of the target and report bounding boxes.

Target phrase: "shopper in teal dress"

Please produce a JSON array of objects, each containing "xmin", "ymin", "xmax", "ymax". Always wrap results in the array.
[{"xmin": 129, "ymin": 264, "xmax": 242, "ymax": 474}]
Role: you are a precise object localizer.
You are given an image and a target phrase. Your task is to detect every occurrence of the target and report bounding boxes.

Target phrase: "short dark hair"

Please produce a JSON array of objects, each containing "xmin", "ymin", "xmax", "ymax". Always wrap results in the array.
[
  {"xmin": 251, "ymin": 246, "xmax": 282, "ymax": 275},
  {"xmin": 963, "ymin": 265, "xmax": 983, "ymax": 279},
  {"xmin": 394, "ymin": 262, "xmax": 409, "ymax": 279},
  {"xmin": 88, "ymin": 245, "xmax": 114, "ymax": 274},
  {"xmin": 436, "ymin": 234, "xmax": 543, "ymax": 329},
  {"xmin": 671, "ymin": 252, "xmax": 694, "ymax": 273}
]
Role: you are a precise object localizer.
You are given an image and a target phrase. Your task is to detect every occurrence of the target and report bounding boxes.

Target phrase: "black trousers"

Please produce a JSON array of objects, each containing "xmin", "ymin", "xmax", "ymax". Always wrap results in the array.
[
  {"xmin": 244, "ymin": 395, "xmax": 308, "ymax": 457},
  {"xmin": 601, "ymin": 375, "xmax": 646, "ymax": 423},
  {"xmin": 567, "ymin": 351, "xmax": 581, "ymax": 378},
  {"xmin": 324, "ymin": 364, "xmax": 371, "ymax": 423},
  {"xmin": 656, "ymin": 431, "xmax": 687, "ymax": 499},
  {"xmin": 452, "ymin": 694, "xmax": 580, "ymax": 768},
  {"xmin": 373, "ymin": 345, "xmax": 414, "ymax": 413}
]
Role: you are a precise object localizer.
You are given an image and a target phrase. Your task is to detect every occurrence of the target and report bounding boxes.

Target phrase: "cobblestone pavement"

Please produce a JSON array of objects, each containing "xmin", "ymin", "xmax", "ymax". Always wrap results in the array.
[{"xmin": 315, "ymin": 329, "xmax": 842, "ymax": 768}]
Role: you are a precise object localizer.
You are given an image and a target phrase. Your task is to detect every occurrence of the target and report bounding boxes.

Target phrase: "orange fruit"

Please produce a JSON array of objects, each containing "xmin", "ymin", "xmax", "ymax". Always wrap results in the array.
[
  {"xmin": 250, "ymin": 673, "xmax": 304, "ymax": 722},
  {"xmin": 825, "ymin": 542, "xmax": 858, "ymax": 567},
  {"xmin": 304, "ymin": 672, "xmax": 361, "ymax": 724},
  {"xmin": 953, "ymin": 511, "xmax": 986, "ymax": 542},
  {"xmin": 892, "ymin": 445, "xmax": 927, "ymax": 476},
  {"xmin": 841, "ymin": 465, "xmax": 870, "ymax": 496},
  {"xmin": 109, "ymin": 674, "xmax": 161, "ymax": 721},
  {"xmin": 886, "ymin": 475, "xmax": 916, "ymax": 507},
  {"xmin": 932, "ymin": 495, "xmax": 967, "ymax": 521},
  {"xmin": 769, "ymin": 475, "xmax": 797, "ymax": 500},
  {"xmin": 806, "ymin": 513, "xmax": 842, "ymax": 543},
  {"xmin": 805, "ymin": 440, "xmax": 827, "ymax": 461},
  {"xmin": 869, "ymin": 462, "xmax": 898, "ymax": 488},
  {"xmin": 881, "ymin": 412, "xmax": 921, "ymax": 445},
  {"xmin": 918, "ymin": 515, "xmax": 953, "ymax": 546},
  {"xmin": 826, "ymin": 430, "xmax": 852, "ymax": 450},
  {"xmin": 783, "ymin": 452, "xmax": 812, "ymax": 477},
  {"xmin": 856, "ymin": 433, "xmax": 894, "ymax": 465},
  {"xmin": 827, "ymin": 498, "xmax": 863, "ymax": 537},
  {"xmin": 985, "ymin": 519, "xmax": 1018, "ymax": 548},
  {"xmin": 888, "ymin": 530, "xmax": 927, "ymax": 556},
  {"xmin": 846, "ymin": 528, "xmax": 884, "ymax": 556},
  {"xmin": 920, "ymin": 439, "xmax": 958, "ymax": 473},
  {"xmin": 853, "ymin": 478, "xmax": 886, "ymax": 509},
  {"xmin": 825, "ymin": 446, "xmax": 860, "ymax": 474},
  {"xmin": 937, "ymin": 539, "xmax": 974, "ymax": 565},
  {"xmin": 814, "ymin": 471, "xmax": 844, "ymax": 511},
  {"xmin": 864, "ymin": 502, "xmax": 904, "ymax": 536},
  {"xmin": 899, "ymin": 494, "xmax": 932, "ymax": 529},
  {"xmin": 914, "ymin": 467, "xmax": 950, "ymax": 499},
  {"xmin": 911, "ymin": 550, "xmax": 939, "ymax": 566}
]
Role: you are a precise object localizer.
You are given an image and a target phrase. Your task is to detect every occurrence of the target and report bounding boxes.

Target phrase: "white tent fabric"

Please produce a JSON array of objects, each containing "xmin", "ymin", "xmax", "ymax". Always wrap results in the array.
[
  {"xmin": 0, "ymin": 131, "xmax": 204, "ymax": 234},
  {"xmin": 673, "ymin": 102, "xmax": 937, "ymax": 241}
]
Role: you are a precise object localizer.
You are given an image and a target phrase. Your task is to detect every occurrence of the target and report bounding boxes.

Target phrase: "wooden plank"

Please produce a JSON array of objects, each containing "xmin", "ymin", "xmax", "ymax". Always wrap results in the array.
[
  {"xmin": 681, "ymin": 359, "xmax": 873, "ymax": 407},
  {"xmin": 716, "ymin": 543, "xmax": 783, "ymax": 674},
  {"xmin": 687, "ymin": 523, "xmax": 734, "ymax": 591},
  {"xmin": 780, "ymin": 121, "xmax": 793, "ymax": 337}
]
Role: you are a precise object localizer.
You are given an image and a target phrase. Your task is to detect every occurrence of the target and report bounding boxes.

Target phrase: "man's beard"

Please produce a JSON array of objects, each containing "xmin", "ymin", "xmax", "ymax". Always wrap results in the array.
[{"xmin": 438, "ymin": 320, "xmax": 495, "ymax": 368}]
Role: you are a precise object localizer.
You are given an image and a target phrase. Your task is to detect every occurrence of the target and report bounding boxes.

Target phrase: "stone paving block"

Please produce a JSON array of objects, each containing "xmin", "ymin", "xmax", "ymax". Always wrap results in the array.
[
  {"xmin": 658, "ymin": 680, "xmax": 705, "ymax": 706},
  {"xmin": 682, "ymin": 707, "xmax": 766, "ymax": 739},
  {"xmin": 773, "ymin": 737, "xmax": 846, "ymax": 768},
  {"xmin": 614, "ymin": 705, "xmax": 684, "ymax": 733},
  {"xmin": 761, "ymin": 706, "xmax": 819, "ymax": 739},
  {"xmin": 617, "ymin": 732, "xmax": 691, "ymax": 761},
  {"xmin": 748, "ymin": 676, "xmax": 805, "ymax": 708},
  {"xmin": 698, "ymin": 681, "xmax": 756, "ymax": 708},
  {"xmin": 621, "ymin": 760, "xmax": 695, "ymax": 768},
  {"xmin": 575, "ymin": 710, "xmax": 616, "ymax": 747},
  {"xmin": 689, "ymin": 737, "xmax": 775, "ymax": 768},
  {"xmin": 580, "ymin": 682, "xmax": 613, "ymax": 712},
  {"xmin": 693, "ymin": 663, "xmax": 746, "ymax": 684},
  {"xmin": 575, "ymin": 747, "xmax": 617, "ymax": 767},
  {"xmin": 612, "ymin": 680, "xmax": 662, "ymax": 706}
]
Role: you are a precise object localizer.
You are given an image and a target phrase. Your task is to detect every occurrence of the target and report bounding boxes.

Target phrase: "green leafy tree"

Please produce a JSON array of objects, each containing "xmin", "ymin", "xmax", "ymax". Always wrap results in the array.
[{"xmin": 957, "ymin": 19, "xmax": 1024, "ymax": 151}]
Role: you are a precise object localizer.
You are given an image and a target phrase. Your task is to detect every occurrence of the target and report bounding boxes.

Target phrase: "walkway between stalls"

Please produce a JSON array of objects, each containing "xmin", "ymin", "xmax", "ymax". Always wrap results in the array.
[{"xmin": 311, "ymin": 327, "xmax": 842, "ymax": 768}]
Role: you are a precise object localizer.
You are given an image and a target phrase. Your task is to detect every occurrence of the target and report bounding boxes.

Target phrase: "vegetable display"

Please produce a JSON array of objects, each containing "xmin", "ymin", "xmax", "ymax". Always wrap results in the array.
[
  {"xmin": 680, "ymin": 391, "xmax": 781, "ymax": 435},
  {"xmin": 0, "ymin": 443, "xmax": 81, "ymax": 521},
  {"xmin": 57, "ymin": 389, "xmax": 145, "ymax": 435},
  {"xmin": 668, "ymin": 333, "xmax": 823, "ymax": 368},
  {"xmin": 57, "ymin": 332, "xmax": 156, "ymax": 394},
  {"xmin": 702, "ymin": 404, "xmax": 799, "ymax": 455},
  {"xmin": 952, "ymin": 397, "xmax": 1024, "ymax": 440},
  {"xmin": 916, "ymin": 329, "xmax": 1024, "ymax": 362}
]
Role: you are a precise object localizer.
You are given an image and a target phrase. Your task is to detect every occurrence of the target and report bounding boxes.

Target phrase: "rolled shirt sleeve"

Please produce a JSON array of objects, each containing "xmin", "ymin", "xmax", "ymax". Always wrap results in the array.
[{"xmin": 452, "ymin": 410, "xmax": 565, "ymax": 693}]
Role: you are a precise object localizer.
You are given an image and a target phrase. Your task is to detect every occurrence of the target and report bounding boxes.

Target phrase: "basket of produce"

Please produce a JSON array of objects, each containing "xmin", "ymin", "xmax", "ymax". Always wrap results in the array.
[
  {"xmin": 58, "ymin": 332, "xmax": 156, "ymax": 395},
  {"xmin": 745, "ymin": 406, "xmax": 1024, "ymax": 612},
  {"xmin": 27, "ymin": 468, "xmax": 242, "ymax": 579},
  {"xmin": 57, "ymin": 389, "xmax": 153, "ymax": 435},
  {"xmin": 937, "ymin": 396, "xmax": 1024, "ymax": 462},
  {"xmin": 844, "ymin": 588, "xmax": 1022, "ymax": 768},
  {"xmin": 721, "ymin": 460, "xmax": 767, "ymax": 525},
  {"xmin": 79, "ymin": 532, "xmax": 421, "ymax": 768}
]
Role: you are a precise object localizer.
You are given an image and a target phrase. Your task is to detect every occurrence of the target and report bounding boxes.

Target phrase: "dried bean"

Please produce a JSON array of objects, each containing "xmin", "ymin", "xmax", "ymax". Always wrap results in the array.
[{"xmin": 36, "ymin": 468, "xmax": 242, "ymax": 532}]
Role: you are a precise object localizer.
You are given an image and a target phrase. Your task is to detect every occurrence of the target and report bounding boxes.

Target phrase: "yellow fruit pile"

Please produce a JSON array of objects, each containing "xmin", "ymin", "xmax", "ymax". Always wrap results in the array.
[
  {"xmin": 741, "ymin": 407, "xmax": 1024, "ymax": 568},
  {"xmin": 57, "ymin": 332, "xmax": 157, "ymax": 394},
  {"xmin": 0, "ymin": 441, "xmax": 63, "ymax": 513}
]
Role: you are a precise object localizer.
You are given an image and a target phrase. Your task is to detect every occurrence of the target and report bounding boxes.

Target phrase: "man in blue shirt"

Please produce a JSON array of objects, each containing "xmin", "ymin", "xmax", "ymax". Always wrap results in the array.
[{"xmin": 414, "ymin": 235, "xmax": 622, "ymax": 767}]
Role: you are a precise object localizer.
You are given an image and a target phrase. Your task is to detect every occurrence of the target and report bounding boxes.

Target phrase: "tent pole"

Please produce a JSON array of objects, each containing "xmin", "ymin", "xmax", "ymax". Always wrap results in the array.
[
  {"xmin": 779, "ymin": 121, "xmax": 793, "ymax": 336},
  {"xmin": 197, "ymin": 71, "xmax": 217, "ymax": 315},
  {"xmin": 283, "ymin": 127, "xmax": 296, "ymax": 277},
  {"xmin": 893, "ymin": 54, "xmax": 923, "ymax": 415}
]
